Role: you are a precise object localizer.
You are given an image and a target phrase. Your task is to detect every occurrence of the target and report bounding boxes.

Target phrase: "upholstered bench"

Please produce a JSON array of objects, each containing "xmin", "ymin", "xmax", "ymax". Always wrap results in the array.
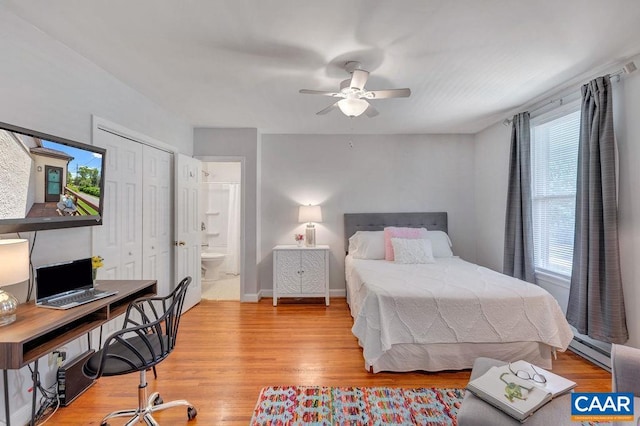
[
  {"xmin": 458, "ymin": 357, "xmax": 572, "ymax": 426},
  {"xmin": 611, "ymin": 344, "xmax": 640, "ymax": 426}
]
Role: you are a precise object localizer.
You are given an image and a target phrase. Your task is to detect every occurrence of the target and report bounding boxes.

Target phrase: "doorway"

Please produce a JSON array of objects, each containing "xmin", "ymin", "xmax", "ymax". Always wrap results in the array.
[
  {"xmin": 44, "ymin": 166, "xmax": 63, "ymax": 202},
  {"xmin": 200, "ymin": 161, "xmax": 242, "ymax": 301}
]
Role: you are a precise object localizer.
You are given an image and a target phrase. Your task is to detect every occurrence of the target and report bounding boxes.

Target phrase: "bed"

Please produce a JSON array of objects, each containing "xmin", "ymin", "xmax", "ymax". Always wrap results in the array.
[{"xmin": 344, "ymin": 212, "xmax": 574, "ymax": 373}]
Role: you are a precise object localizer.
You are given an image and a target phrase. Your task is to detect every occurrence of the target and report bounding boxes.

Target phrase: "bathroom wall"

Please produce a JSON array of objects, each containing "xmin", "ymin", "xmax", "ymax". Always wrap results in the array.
[{"xmin": 201, "ymin": 162, "xmax": 241, "ymax": 273}]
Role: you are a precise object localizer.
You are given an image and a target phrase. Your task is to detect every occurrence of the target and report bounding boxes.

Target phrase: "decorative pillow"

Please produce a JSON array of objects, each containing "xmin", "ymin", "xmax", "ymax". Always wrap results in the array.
[
  {"xmin": 348, "ymin": 231, "xmax": 385, "ymax": 259},
  {"xmin": 391, "ymin": 238, "xmax": 435, "ymax": 264},
  {"xmin": 383, "ymin": 227, "xmax": 428, "ymax": 261},
  {"xmin": 426, "ymin": 230, "xmax": 454, "ymax": 257}
]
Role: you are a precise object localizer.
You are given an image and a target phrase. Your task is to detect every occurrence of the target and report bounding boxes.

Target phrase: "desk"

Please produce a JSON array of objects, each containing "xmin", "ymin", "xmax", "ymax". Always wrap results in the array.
[{"xmin": 0, "ymin": 279, "xmax": 157, "ymax": 426}]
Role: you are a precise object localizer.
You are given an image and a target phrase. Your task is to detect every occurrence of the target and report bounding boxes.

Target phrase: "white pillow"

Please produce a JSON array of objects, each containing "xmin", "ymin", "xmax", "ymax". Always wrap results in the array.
[
  {"xmin": 391, "ymin": 238, "xmax": 435, "ymax": 264},
  {"xmin": 426, "ymin": 231, "xmax": 454, "ymax": 257},
  {"xmin": 348, "ymin": 231, "xmax": 385, "ymax": 259}
]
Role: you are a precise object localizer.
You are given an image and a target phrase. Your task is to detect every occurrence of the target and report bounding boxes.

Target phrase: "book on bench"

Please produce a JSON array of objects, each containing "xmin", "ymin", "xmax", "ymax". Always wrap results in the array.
[{"xmin": 466, "ymin": 360, "xmax": 577, "ymax": 422}]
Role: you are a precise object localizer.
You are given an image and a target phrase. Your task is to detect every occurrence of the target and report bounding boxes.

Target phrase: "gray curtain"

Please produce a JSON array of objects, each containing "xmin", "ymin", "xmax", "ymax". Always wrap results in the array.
[
  {"xmin": 566, "ymin": 75, "xmax": 628, "ymax": 343},
  {"xmin": 503, "ymin": 112, "xmax": 535, "ymax": 283}
]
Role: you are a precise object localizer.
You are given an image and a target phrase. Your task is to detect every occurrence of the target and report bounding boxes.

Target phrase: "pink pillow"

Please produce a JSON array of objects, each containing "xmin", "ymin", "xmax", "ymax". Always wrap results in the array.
[{"xmin": 383, "ymin": 227, "xmax": 429, "ymax": 261}]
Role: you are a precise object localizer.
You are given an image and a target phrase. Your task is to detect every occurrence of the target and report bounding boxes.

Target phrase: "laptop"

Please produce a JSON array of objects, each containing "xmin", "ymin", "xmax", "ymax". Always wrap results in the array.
[{"xmin": 36, "ymin": 258, "xmax": 117, "ymax": 310}]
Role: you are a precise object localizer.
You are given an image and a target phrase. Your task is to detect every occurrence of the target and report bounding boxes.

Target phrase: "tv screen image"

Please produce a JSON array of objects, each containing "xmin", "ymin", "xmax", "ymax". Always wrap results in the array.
[{"xmin": 0, "ymin": 121, "xmax": 106, "ymax": 233}]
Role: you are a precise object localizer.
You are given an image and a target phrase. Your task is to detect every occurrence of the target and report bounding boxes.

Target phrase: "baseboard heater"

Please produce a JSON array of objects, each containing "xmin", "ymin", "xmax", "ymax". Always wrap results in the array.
[
  {"xmin": 568, "ymin": 336, "xmax": 611, "ymax": 371},
  {"xmin": 57, "ymin": 350, "xmax": 96, "ymax": 406}
]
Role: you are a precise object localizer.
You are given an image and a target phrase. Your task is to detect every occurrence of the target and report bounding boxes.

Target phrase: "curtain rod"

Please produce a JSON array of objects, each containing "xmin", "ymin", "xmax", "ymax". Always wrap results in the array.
[{"xmin": 503, "ymin": 61, "xmax": 637, "ymax": 126}]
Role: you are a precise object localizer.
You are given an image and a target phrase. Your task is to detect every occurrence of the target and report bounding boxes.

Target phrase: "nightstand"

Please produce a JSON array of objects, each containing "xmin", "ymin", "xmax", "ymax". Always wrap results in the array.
[{"xmin": 272, "ymin": 245, "xmax": 330, "ymax": 306}]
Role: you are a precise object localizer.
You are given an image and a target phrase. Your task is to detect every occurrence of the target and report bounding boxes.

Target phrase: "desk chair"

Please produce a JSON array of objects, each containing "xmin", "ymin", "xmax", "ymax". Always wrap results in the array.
[{"xmin": 83, "ymin": 276, "xmax": 196, "ymax": 426}]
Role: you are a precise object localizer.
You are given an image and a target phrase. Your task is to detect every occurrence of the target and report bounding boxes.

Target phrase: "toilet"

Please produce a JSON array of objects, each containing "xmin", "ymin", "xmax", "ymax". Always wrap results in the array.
[{"xmin": 201, "ymin": 252, "xmax": 226, "ymax": 280}]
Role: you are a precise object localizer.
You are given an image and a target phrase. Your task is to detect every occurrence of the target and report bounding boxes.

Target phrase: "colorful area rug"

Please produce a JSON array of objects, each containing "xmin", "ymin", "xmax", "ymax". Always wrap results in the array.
[{"xmin": 250, "ymin": 386, "xmax": 464, "ymax": 425}]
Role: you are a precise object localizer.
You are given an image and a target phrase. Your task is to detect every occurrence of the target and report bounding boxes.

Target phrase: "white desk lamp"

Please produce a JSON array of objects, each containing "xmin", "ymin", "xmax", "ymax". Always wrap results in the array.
[
  {"xmin": 0, "ymin": 239, "xmax": 29, "ymax": 326},
  {"xmin": 298, "ymin": 205, "xmax": 322, "ymax": 247}
]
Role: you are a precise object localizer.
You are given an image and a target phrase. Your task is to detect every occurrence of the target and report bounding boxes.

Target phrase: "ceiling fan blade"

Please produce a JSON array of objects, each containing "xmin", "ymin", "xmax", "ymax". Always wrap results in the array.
[
  {"xmin": 299, "ymin": 89, "xmax": 341, "ymax": 97},
  {"xmin": 349, "ymin": 69, "xmax": 369, "ymax": 90},
  {"xmin": 366, "ymin": 88, "xmax": 411, "ymax": 99},
  {"xmin": 364, "ymin": 104, "xmax": 379, "ymax": 118},
  {"xmin": 316, "ymin": 102, "xmax": 339, "ymax": 115}
]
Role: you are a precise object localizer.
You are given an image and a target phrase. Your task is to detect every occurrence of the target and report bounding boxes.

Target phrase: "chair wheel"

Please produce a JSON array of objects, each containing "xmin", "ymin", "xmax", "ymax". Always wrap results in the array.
[
  {"xmin": 153, "ymin": 395, "xmax": 164, "ymax": 405},
  {"xmin": 187, "ymin": 406, "xmax": 197, "ymax": 420}
]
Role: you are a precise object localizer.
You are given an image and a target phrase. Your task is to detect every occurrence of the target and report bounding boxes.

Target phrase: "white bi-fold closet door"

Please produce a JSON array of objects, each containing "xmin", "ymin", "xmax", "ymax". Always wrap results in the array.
[
  {"xmin": 141, "ymin": 144, "xmax": 172, "ymax": 296},
  {"xmin": 92, "ymin": 126, "xmax": 172, "ymax": 298}
]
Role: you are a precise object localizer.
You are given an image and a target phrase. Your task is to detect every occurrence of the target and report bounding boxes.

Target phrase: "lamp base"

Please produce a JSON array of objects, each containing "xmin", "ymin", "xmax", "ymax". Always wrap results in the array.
[
  {"xmin": 0, "ymin": 289, "xmax": 18, "ymax": 327},
  {"xmin": 305, "ymin": 225, "xmax": 316, "ymax": 247}
]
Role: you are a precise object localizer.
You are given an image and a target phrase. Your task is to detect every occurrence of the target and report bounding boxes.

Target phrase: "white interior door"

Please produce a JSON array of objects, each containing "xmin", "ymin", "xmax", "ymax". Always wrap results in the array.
[
  {"xmin": 175, "ymin": 154, "xmax": 201, "ymax": 312},
  {"xmin": 93, "ymin": 128, "xmax": 143, "ymax": 280},
  {"xmin": 142, "ymin": 145, "xmax": 172, "ymax": 296}
]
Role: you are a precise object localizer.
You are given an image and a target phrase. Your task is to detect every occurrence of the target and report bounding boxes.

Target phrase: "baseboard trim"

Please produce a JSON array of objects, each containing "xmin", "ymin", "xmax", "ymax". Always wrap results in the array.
[
  {"xmin": 241, "ymin": 292, "xmax": 261, "ymax": 302},
  {"xmin": 568, "ymin": 337, "xmax": 611, "ymax": 371},
  {"xmin": 251, "ymin": 289, "xmax": 346, "ymax": 301}
]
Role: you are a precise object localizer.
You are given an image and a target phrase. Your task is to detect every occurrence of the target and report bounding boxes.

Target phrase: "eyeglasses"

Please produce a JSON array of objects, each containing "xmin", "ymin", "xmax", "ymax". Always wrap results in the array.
[{"xmin": 508, "ymin": 363, "xmax": 547, "ymax": 384}]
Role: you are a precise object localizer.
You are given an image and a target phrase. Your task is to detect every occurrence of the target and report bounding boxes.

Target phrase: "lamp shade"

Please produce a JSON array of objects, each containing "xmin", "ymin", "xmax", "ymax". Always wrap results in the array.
[
  {"xmin": 0, "ymin": 239, "xmax": 29, "ymax": 287},
  {"xmin": 298, "ymin": 205, "xmax": 322, "ymax": 223},
  {"xmin": 338, "ymin": 98, "xmax": 369, "ymax": 117}
]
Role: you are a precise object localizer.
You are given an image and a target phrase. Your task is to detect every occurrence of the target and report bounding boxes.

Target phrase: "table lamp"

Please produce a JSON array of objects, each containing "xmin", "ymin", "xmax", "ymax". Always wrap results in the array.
[
  {"xmin": 0, "ymin": 239, "xmax": 29, "ymax": 326},
  {"xmin": 298, "ymin": 205, "xmax": 322, "ymax": 247}
]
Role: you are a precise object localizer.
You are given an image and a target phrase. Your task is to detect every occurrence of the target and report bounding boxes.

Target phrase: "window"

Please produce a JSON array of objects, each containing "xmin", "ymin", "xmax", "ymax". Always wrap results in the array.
[{"xmin": 531, "ymin": 106, "xmax": 580, "ymax": 277}]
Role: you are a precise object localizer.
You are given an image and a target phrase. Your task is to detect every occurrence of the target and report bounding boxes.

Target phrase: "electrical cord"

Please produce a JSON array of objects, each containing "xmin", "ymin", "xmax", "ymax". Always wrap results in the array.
[
  {"xmin": 27, "ymin": 362, "xmax": 60, "ymax": 424},
  {"xmin": 18, "ymin": 231, "xmax": 38, "ymax": 302},
  {"xmin": 36, "ymin": 392, "xmax": 59, "ymax": 425}
]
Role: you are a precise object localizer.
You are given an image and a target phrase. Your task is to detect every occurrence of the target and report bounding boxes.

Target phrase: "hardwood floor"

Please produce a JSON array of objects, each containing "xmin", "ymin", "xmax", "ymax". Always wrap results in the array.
[{"xmin": 50, "ymin": 298, "xmax": 611, "ymax": 425}]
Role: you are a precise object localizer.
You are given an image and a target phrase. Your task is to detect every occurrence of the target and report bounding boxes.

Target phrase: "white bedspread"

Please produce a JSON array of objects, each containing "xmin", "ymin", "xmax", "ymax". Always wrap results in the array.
[{"xmin": 347, "ymin": 256, "xmax": 574, "ymax": 367}]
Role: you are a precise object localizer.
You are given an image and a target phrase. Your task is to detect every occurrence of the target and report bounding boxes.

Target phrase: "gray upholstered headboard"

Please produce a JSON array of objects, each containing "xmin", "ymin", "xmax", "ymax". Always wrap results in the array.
[{"xmin": 344, "ymin": 212, "xmax": 448, "ymax": 252}]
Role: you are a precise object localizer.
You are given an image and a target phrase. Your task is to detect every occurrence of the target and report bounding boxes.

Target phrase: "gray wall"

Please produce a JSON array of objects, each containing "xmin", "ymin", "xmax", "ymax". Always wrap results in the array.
[
  {"xmin": 0, "ymin": 11, "xmax": 192, "ymax": 155},
  {"xmin": 259, "ymin": 133, "xmax": 476, "ymax": 294},
  {"xmin": 615, "ymin": 56, "xmax": 640, "ymax": 348},
  {"xmin": 0, "ymin": 9, "xmax": 192, "ymax": 424},
  {"xmin": 193, "ymin": 128, "xmax": 260, "ymax": 300},
  {"xmin": 0, "ymin": 8, "xmax": 193, "ymax": 289},
  {"xmin": 473, "ymin": 121, "xmax": 511, "ymax": 271}
]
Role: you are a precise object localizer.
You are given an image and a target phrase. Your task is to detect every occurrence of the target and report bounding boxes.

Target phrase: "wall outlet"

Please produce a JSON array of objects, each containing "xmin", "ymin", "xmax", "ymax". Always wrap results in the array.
[
  {"xmin": 47, "ymin": 350, "xmax": 67, "ymax": 368},
  {"xmin": 47, "ymin": 352, "xmax": 58, "ymax": 368}
]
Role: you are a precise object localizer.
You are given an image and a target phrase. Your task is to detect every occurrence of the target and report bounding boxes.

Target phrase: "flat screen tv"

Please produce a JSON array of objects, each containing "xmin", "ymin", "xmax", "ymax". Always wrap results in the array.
[{"xmin": 0, "ymin": 121, "xmax": 106, "ymax": 233}]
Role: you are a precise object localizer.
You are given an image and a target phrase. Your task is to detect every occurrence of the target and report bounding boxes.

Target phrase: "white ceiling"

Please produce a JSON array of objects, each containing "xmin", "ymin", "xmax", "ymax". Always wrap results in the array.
[{"xmin": 5, "ymin": 0, "xmax": 640, "ymax": 134}]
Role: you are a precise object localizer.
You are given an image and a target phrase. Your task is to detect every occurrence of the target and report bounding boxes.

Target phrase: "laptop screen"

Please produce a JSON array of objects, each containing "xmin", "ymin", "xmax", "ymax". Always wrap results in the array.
[{"xmin": 36, "ymin": 258, "xmax": 93, "ymax": 301}]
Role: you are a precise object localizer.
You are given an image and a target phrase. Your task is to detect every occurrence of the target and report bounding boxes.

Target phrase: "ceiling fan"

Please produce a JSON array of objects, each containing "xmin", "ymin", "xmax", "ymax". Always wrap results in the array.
[{"xmin": 299, "ymin": 61, "xmax": 411, "ymax": 118}]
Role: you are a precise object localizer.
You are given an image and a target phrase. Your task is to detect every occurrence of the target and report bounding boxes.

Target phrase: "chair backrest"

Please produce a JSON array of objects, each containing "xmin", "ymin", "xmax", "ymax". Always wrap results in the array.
[
  {"xmin": 85, "ymin": 276, "xmax": 192, "ymax": 378},
  {"xmin": 124, "ymin": 275, "xmax": 192, "ymax": 353}
]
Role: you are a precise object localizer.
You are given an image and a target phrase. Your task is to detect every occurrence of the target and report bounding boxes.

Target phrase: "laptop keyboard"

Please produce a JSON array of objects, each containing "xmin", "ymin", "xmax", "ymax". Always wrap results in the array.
[{"xmin": 47, "ymin": 289, "xmax": 105, "ymax": 307}]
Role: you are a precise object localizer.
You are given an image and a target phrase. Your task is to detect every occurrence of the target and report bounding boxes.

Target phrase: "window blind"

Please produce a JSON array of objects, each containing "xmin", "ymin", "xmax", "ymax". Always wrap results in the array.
[{"xmin": 531, "ymin": 109, "xmax": 580, "ymax": 276}]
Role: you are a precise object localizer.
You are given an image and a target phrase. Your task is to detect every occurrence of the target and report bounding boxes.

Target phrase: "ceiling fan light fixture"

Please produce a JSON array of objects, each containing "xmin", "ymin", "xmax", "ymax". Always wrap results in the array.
[
  {"xmin": 338, "ymin": 98, "xmax": 368, "ymax": 117},
  {"xmin": 300, "ymin": 61, "xmax": 409, "ymax": 118}
]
